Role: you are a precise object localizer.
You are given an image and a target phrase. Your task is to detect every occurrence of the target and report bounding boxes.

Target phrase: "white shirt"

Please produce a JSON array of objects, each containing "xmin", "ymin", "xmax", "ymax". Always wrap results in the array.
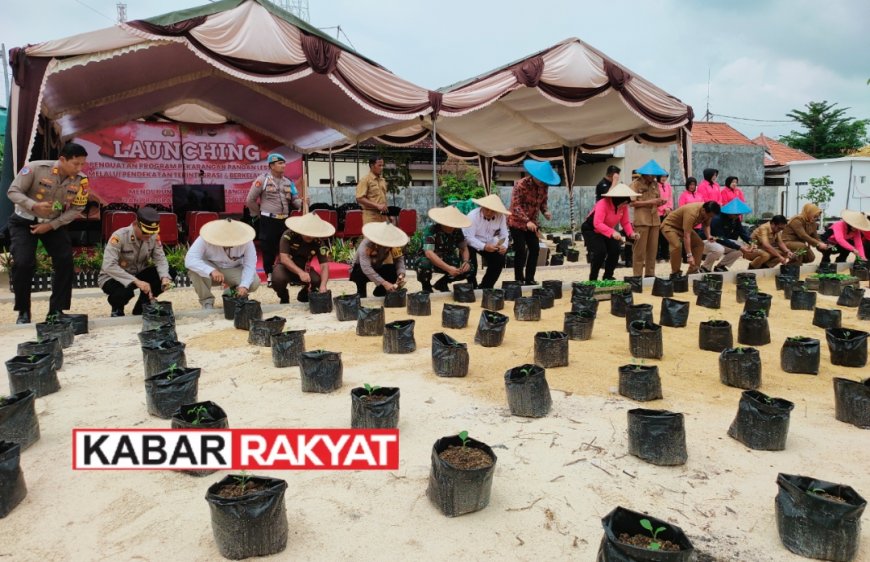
[
  {"xmin": 185, "ymin": 237, "xmax": 258, "ymax": 289},
  {"xmin": 462, "ymin": 207, "xmax": 509, "ymax": 251}
]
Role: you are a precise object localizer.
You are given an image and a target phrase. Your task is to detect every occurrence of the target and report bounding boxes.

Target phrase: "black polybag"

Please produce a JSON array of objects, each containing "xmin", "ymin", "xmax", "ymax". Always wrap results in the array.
[
  {"xmin": 783, "ymin": 279, "xmax": 805, "ymax": 299},
  {"xmin": 481, "ymin": 289, "xmax": 505, "ymax": 311},
  {"xmin": 610, "ymin": 290, "xmax": 634, "ymax": 317},
  {"xmin": 0, "ymin": 441, "xmax": 27, "ymax": 519},
  {"xmin": 743, "ymin": 292, "xmax": 772, "ymax": 315},
  {"xmin": 222, "ymin": 294, "xmax": 244, "ymax": 320},
  {"xmin": 738, "ymin": 312, "xmax": 770, "ymax": 346},
  {"xmin": 432, "ymin": 333, "xmax": 469, "ymax": 378},
  {"xmin": 270, "ymin": 330, "xmax": 306, "ymax": 368},
  {"xmin": 35, "ymin": 321, "xmax": 73, "ymax": 349},
  {"xmin": 625, "ymin": 304, "xmax": 653, "ymax": 332},
  {"xmin": 659, "ymin": 298, "xmax": 689, "ymax": 328},
  {"xmin": 452, "ymin": 283, "xmax": 476, "ymax": 303},
  {"xmin": 812, "ymin": 307, "xmax": 842, "ymax": 330},
  {"xmin": 859, "ymin": 297, "xmax": 870, "ymax": 320},
  {"xmin": 502, "ymin": 281, "xmax": 523, "ymax": 301},
  {"xmin": 137, "ymin": 327, "xmax": 178, "ymax": 348},
  {"xmin": 308, "ymin": 289, "xmax": 333, "ymax": 314},
  {"xmin": 533, "ymin": 331, "xmax": 568, "ymax": 368},
  {"xmin": 142, "ymin": 340, "xmax": 187, "ymax": 378},
  {"xmin": 441, "ymin": 304, "xmax": 470, "ymax": 329},
  {"xmin": 5, "ymin": 354, "xmax": 59, "ymax": 397},
  {"xmin": 728, "ymin": 390, "xmax": 794, "ymax": 450},
  {"xmin": 142, "ymin": 301, "xmax": 175, "ymax": 332},
  {"xmin": 571, "ymin": 295, "xmax": 599, "ymax": 315},
  {"xmin": 618, "ymin": 365, "xmax": 662, "ymax": 402},
  {"xmin": 504, "ymin": 364, "xmax": 552, "ymax": 417},
  {"xmin": 775, "ymin": 274, "xmax": 795, "ymax": 291},
  {"xmin": 780, "ymin": 263, "xmax": 801, "ymax": 277},
  {"xmin": 629, "ymin": 321, "xmax": 663, "ymax": 359},
  {"xmin": 699, "ymin": 320, "xmax": 733, "ymax": 352},
  {"xmin": 475, "ymin": 311, "xmax": 509, "ymax": 347},
  {"xmin": 833, "ymin": 377, "xmax": 870, "ymax": 429},
  {"xmin": 719, "ymin": 347, "xmax": 762, "ymax": 390},
  {"xmin": 513, "ymin": 296, "xmax": 541, "ymax": 321},
  {"xmin": 356, "ymin": 306, "xmax": 385, "ymax": 336},
  {"xmin": 17, "ymin": 338, "xmax": 63, "ymax": 371},
  {"xmin": 0, "ymin": 391, "xmax": 40, "ymax": 450},
  {"xmin": 383, "ymin": 288, "xmax": 407, "ymax": 308},
  {"xmin": 426, "ymin": 435, "xmax": 496, "ymax": 517},
  {"xmin": 171, "ymin": 401, "xmax": 228, "ymax": 477},
  {"xmin": 383, "ymin": 320, "xmax": 416, "ymax": 354},
  {"xmin": 651, "ymin": 277, "xmax": 673, "ymax": 297},
  {"xmin": 826, "ymin": 328, "xmax": 868, "ymax": 368},
  {"xmin": 597, "ymin": 505, "xmax": 694, "ymax": 562},
  {"xmin": 333, "ymin": 293, "xmax": 360, "ymax": 322},
  {"xmin": 780, "ymin": 337, "xmax": 820, "ymax": 375},
  {"xmin": 790, "ymin": 289, "xmax": 816, "ymax": 310},
  {"xmin": 64, "ymin": 313, "xmax": 89, "ymax": 335},
  {"xmin": 299, "ymin": 350, "xmax": 343, "ymax": 393},
  {"xmin": 571, "ymin": 281, "xmax": 596, "ymax": 300},
  {"xmin": 233, "ymin": 299, "xmax": 262, "ymax": 330},
  {"xmin": 350, "ymin": 387, "xmax": 400, "ymax": 428},
  {"xmin": 671, "ymin": 275, "xmax": 689, "ymax": 293},
  {"xmin": 627, "ymin": 409, "xmax": 687, "ymax": 466},
  {"xmin": 144, "ymin": 367, "xmax": 200, "ymax": 419},
  {"xmin": 837, "ymin": 285, "xmax": 864, "ymax": 307},
  {"xmin": 564, "ymin": 310, "xmax": 595, "ymax": 341},
  {"xmin": 542, "ymin": 280, "xmax": 563, "ymax": 299},
  {"xmin": 531, "ymin": 288, "xmax": 554, "ymax": 309},
  {"xmin": 248, "ymin": 316, "xmax": 286, "ymax": 347},
  {"xmin": 623, "ymin": 276, "xmax": 643, "ymax": 294},
  {"xmin": 205, "ymin": 475, "xmax": 289, "ymax": 559},
  {"xmin": 695, "ymin": 287, "xmax": 721, "ymax": 309},
  {"xmin": 407, "ymin": 291, "xmax": 431, "ymax": 316}
]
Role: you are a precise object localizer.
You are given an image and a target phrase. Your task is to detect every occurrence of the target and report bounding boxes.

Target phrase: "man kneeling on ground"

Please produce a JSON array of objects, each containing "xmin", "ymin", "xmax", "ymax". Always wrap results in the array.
[
  {"xmin": 417, "ymin": 206, "xmax": 472, "ymax": 293},
  {"xmin": 185, "ymin": 218, "xmax": 259, "ymax": 309},
  {"xmin": 271, "ymin": 213, "xmax": 334, "ymax": 303}
]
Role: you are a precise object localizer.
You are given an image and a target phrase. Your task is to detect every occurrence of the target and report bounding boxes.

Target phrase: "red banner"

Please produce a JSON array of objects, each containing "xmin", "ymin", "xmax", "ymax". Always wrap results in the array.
[{"xmin": 75, "ymin": 122, "xmax": 302, "ymax": 213}]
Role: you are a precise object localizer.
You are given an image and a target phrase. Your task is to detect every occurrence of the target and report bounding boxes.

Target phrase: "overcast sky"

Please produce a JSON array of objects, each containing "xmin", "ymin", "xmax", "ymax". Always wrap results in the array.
[{"xmin": 3, "ymin": 0, "xmax": 869, "ymax": 142}]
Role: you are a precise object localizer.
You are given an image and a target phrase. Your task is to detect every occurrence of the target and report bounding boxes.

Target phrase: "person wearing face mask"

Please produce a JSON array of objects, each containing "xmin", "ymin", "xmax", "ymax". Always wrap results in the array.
[
  {"xmin": 697, "ymin": 168, "xmax": 721, "ymax": 204},
  {"xmin": 780, "ymin": 203, "xmax": 830, "ymax": 263}
]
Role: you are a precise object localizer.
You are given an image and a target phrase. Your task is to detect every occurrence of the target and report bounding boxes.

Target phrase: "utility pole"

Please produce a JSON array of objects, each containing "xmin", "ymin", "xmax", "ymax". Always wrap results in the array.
[
  {"xmin": 116, "ymin": 2, "xmax": 127, "ymax": 23},
  {"xmin": 1, "ymin": 43, "xmax": 10, "ymax": 106},
  {"xmin": 703, "ymin": 67, "xmax": 713, "ymax": 122}
]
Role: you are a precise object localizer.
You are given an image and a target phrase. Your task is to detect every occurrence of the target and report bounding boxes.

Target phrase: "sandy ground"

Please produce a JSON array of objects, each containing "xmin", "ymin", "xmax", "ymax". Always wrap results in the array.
[{"xmin": 1, "ymin": 256, "xmax": 869, "ymax": 561}]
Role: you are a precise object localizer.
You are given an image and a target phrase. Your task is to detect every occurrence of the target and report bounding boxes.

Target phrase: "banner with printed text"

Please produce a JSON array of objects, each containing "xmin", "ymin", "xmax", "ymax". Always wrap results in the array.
[{"xmin": 75, "ymin": 122, "xmax": 303, "ymax": 213}]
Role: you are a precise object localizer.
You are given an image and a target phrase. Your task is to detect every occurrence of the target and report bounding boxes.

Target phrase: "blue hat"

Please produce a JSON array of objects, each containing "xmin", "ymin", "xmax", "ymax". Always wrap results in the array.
[
  {"xmin": 267, "ymin": 153, "xmax": 286, "ymax": 165},
  {"xmin": 523, "ymin": 159, "xmax": 561, "ymax": 186},
  {"xmin": 636, "ymin": 160, "xmax": 667, "ymax": 176},
  {"xmin": 720, "ymin": 199, "xmax": 752, "ymax": 215}
]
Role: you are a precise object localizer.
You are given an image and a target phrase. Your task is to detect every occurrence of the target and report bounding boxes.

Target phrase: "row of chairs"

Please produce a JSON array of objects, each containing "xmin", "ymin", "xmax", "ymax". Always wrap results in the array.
[{"xmin": 307, "ymin": 208, "xmax": 417, "ymax": 239}]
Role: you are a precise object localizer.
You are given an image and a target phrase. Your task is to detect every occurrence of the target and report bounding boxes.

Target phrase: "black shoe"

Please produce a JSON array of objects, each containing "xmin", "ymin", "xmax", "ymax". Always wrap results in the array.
[
  {"xmin": 713, "ymin": 265, "xmax": 729, "ymax": 272},
  {"xmin": 420, "ymin": 282, "xmax": 433, "ymax": 294},
  {"xmin": 523, "ymin": 279, "xmax": 538, "ymax": 286},
  {"xmin": 372, "ymin": 285, "xmax": 387, "ymax": 297},
  {"xmin": 433, "ymin": 278, "xmax": 449, "ymax": 292},
  {"xmin": 297, "ymin": 286, "xmax": 309, "ymax": 303},
  {"xmin": 276, "ymin": 290, "xmax": 290, "ymax": 304},
  {"xmin": 111, "ymin": 308, "xmax": 125, "ymax": 317},
  {"xmin": 16, "ymin": 311, "xmax": 31, "ymax": 324},
  {"xmin": 45, "ymin": 310, "xmax": 66, "ymax": 322},
  {"xmin": 699, "ymin": 266, "xmax": 711, "ymax": 273},
  {"xmin": 131, "ymin": 300, "xmax": 145, "ymax": 316}
]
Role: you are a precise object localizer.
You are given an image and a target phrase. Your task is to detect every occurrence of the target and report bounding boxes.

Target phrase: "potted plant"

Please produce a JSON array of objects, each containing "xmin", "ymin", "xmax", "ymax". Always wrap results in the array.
[
  {"xmin": 783, "ymin": 279, "xmax": 805, "ymax": 300},
  {"xmin": 533, "ymin": 331, "xmax": 568, "ymax": 368},
  {"xmin": 699, "ymin": 319, "xmax": 733, "ymax": 352},
  {"xmin": 431, "ymin": 333, "xmax": 469, "ymax": 378},
  {"xmin": 738, "ymin": 310, "xmax": 770, "ymax": 346},
  {"xmin": 0, "ymin": 391, "xmax": 40, "ymax": 451},
  {"xmin": 308, "ymin": 288, "xmax": 333, "ymax": 314},
  {"xmin": 728, "ymin": 391, "xmax": 794, "ymax": 450},
  {"xmin": 475, "ymin": 310, "xmax": 509, "ymax": 347},
  {"xmin": 719, "ymin": 347, "xmax": 762, "ymax": 390},
  {"xmin": 627, "ymin": 409, "xmax": 687, "ymax": 466},
  {"xmin": 441, "ymin": 304, "xmax": 470, "ymax": 329},
  {"xmin": 170, "ymin": 401, "xmax": 228, "ymax": 477},
  {"xmin": 299, "ymin": 350, "xmax": 343, "ymax": 393},
  {"xmin": 271, "ymin": 329, "xmax": 306, "ymax": 368},
  {"xmin": 356, "ymin": 306, "xmax": 385, "ymax": 336},
  {"xmin": 17, "ymin": 336, "xmax": 63, "ymax": 371},
  {"xmin": 504, "ymin": 364, "xmax": 552, "ymax": 417},
  {"xmin": 35, "ymin": 312, "xmax": 74, "ymax": 348},
  {"xmin": 628, "ymin": 321, "xmax": 663, "ymax": 360},
  {"xmin": 598, "ymin": 506, "xmax": 694, "ymax": 561},
  {"xmin": 563, "ymin": 310, "xmax": 595, "ymax": 341},
  {"xmin": 142, "ymin": 300, "xmax": 175, "ymax": 332},
  {"xmin": 141, "ymin": 340, "xmax": 187, "ymax": 378},
  {"xmin": 832, "ymin": 377, "xmax": 870, "ymax": 429},
  {"xmin": 144, "ymin": 363, "xmax": 200, "ymax": 419},
  {"xmin": 5, "ymin": 354, "xmax": 59, "ymax": 398},
  {"xmin": 481, "ymin": 288, "xmax": 505, "ymax": 311},
  {"xmin": 618, "ymin": 360, "xmax": 662, "ymax": 402},
  {"xmin": 825, "ymin": 328, "xmax": 868, "ymax": 368},
  {"xmin": 407, "ymin": 291, "xmax": 432, "ymax": 316},
  {"xmin": 205, "ymin": 473, "xmax": 289, "ymax": 559},
  {"xmin": 743, "ymin": 292, "xmax": 772, "ymax": 316},
  {"xmin": 426, "ymin": 431, "xmax": 497, "ymax": 517},
  {"xmin": 780, "ymin": 336, "xmax": 820, "ymax": 375},
  {"xmin": 350, "ymin": 384, "xmax": 400, "ymax": 428},
  {"xmin": 333, "ymin": 292, "xmax": 360, "ymax": 322},
  {"xmin": 247, "ymin": 316, "xmax": 286, "ymax": 347},
  {"xmin": 383, "ymin": 320, "xmax": 416, "ymax": 354},
  {"xmin": 0, "ymin": 441, "xmax": 28, "ymax": 519}
]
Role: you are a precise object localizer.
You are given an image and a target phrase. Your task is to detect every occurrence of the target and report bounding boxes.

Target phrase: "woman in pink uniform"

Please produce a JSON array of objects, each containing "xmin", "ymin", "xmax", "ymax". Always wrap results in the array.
[{"xmin": 819, "ymin": 210, "xmax": 870, "ymax": 263}]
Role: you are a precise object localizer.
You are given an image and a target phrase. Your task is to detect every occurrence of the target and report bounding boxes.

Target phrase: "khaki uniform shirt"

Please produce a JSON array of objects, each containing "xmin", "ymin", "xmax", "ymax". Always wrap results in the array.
[
  {"xmin": 355, "ymin": 172, "xmax": 388, "ymax": 224},
  {"xmin": 661, "ymin": 203, "xmax": 704, "ymax": 234},
  {"xmin": 246, "ymin": 173, "xmax": 300, "ymax": 218},
  {"xmin": 630, "ymin": 178, "xmax": 661, "ymax": 227},
  {"xmin": 7, "ymin": 160, "xmax": 89, "ymax": 229},
  {"xmin": 781, "ymin": 217, "xmax": 820, "ymax": 246},
  {"xmin": 98, "ymin": 225, "xmax": 170, "ymax": 287},
  {"xmin": 751, "ymin": 222, "xmax": 781, "ymax": 247},
  {"xmin": 279, "ymin": 230, "xmax": 329, "ymax": 269}
]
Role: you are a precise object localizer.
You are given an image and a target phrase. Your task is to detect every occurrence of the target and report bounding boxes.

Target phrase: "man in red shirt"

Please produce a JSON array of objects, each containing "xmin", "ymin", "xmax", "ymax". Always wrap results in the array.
[{"xmin": 508, "ymin": 160, "xmax": 559, "ymax": 285}]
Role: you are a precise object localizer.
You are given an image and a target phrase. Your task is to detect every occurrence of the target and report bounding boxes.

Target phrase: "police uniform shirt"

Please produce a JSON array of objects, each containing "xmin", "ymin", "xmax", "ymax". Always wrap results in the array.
[
  {"xmin": 279, "ymin": 230, "xmax": 329, "ymax": 269},
  {"xmin": 355, "ymin": 172, "xmax": 388, "ymax": 224},
  {"xmin": 353, "ymin": 239, "xmax": 406, "ymax": 285},
  {"xmin": 246, "ymin": 173, "xmax": 299, "ymax": 218},
  {"xmin": 98, "ymin": 225, "xmax": 171, "ymax": 288},
  {"xmin": 7, "ymin": 160, "xmax": 89, "ymax": 228}
]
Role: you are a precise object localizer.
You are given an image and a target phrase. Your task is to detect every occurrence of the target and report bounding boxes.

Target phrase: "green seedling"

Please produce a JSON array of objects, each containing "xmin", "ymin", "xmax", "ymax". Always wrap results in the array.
[
  {"xmin": 640, "ymin": 518, "xmax": 667, "ymax": 551},
  {"xmin": 808, "ymin": 487, "xmax": 826, "ymax": 495},
  {"xmin": 28, "ymin": 354, "xmax": 38, "ymax": 363},
  {"xmin": 45, "ymin": 312, "xmax": 60, "ymax": 325},
  {"xmin": 52, "ymin": 201, "xmax": 64, "ymax": 212},
  {"xmin": 787, "ymin": 335, "xmax": 808, "ymax": 342},
  {"xmin": 187, "ymin": 405, "xmax": 209, "ymax": 425},
  {"xmin": 631, "ymin": 357, "xmax": 646, "ymax": 371},
  {"xmin": 234, "ymin": 471, "xmax": 252, "ymax": 492},
  {"xmin": 458, "ymin": 430, "xmax": 470, "ymax": 448},
  {"xmin": 363, "ymin": 383, "xmax": 381, "ymax": 396}
]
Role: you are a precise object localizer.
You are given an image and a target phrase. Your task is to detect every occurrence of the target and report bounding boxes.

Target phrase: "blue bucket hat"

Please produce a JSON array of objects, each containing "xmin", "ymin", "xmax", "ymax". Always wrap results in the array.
[
  {"xmin": 523, "ymin": 159, "xmax": 561, "ymax": 186},
  {"xmin": 720, "ymin": 199, "xmax": 752, "ymax": 215},
  {"xmin": 267, "ymin": 153, "xmax": 286, "ymax": 165},
  {"xmin": 636, "ymin": 160, "xmax": 667, "ymax": 176}
]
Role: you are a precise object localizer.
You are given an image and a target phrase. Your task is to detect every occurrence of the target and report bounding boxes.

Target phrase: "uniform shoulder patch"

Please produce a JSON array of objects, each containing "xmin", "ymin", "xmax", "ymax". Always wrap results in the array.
[
  {"xmin": 19, "ymin": 166, "xmax": 31, "ymax": 176},
  {"xmin": 109, "ymin": 235, "xmax": 120, "ymax": 246},
  {"xmin": 255, "ymin": 180, "xmax": 262, "ymax": 188},
  {"xmin": 390, "ymin": 247, "xmax": 404, "ymax": 258}
]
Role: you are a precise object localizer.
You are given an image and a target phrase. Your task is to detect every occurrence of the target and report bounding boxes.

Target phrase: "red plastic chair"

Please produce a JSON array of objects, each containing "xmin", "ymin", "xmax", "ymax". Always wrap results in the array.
[
  {"xmin": 338, "ymin": 210, "xmax": 363, "ymax": 239},
  {"xmin": 102, "ymin": 211, "xmax": 136, "ymax": 242},
  {"xmin": 188, "ymin": 212, "xmax": 219, "ymax": 244},
  {"xmin": 313, "ymin": 209, "xmax": 338, "ymax": 232},
  {"xmin": 397, "ymin": 209, "xmax": 417, "ymax": 237},
  {"xmin": 157, "ymin": 213, "xmax": 179, "ymax": 246}
]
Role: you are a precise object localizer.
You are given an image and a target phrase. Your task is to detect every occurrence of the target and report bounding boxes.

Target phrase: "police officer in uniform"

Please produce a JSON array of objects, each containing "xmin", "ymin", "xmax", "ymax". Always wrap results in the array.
[
  {"xmin": 6, "ymin": 142, "xmax": 89, "ymax": 324},
  {"xmin": 271, "ymin": 213, "xmax": 334, "ymax": 303},
  {"xmin": 99, "ymin": 207, "xmax": 175, "ymax": 317},
  {"xmin": 350, "ymin": 221, "xmax": 408, "ymax": 298},
  {"xmin": 417, "ymin": 206, "xmax": 473, "ymax": 293},
  {"xmin": 246, "ymin": 153, "xmax": 303, "ymax": 281}
]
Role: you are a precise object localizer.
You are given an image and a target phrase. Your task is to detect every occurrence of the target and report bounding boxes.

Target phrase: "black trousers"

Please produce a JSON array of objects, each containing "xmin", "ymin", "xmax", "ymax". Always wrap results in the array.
[
  {"xmin": 583, "ymin": 231, "xmax": 621, "ymax": 280},
  {"xmin": 8, "ymin": 215, "xmax": 74, "ymax": 313},
  {"xmin": 468, "ymin": 247, "xmax": 506, "ymax": 289},
  {"xmin": 101, "ymin": 266, "xmax": 176, "ymax": 312},
  {"xmin": 510, "ymin": 227, "xmax": 540, "ymax": 283},
  {"xmin": 350, "ymin": 263, "xmax": 397, "ymax": 298},
  {"xmin": 257, "ymin": 216, "xmax": 286, "ymax": 277},
  {"xmin": 271, "ymin": 263, "xmax": 322, "ymax": 301},
  {"xmin": 820, "ymin": 228, "xmax": 852, "ymax": 263}
]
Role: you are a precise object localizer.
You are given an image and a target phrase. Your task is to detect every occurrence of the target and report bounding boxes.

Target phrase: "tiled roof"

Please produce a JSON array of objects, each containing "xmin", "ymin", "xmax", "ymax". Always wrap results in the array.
[
  {"xmin": 690, "ymin": 121, "xmax": 755, "ymax": 146},
  {"xmin": 751, "ymin": 134, "xmax": 815, "ymax": 167}
]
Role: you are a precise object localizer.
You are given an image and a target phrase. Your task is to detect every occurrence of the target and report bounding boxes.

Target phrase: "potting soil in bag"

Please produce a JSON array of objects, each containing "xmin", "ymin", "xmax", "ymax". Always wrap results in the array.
[
  {"xmin": 144, "ymin": 368, "xmax": 200, "ymax": 419},
  {"xmin": 0, "ymin": 391, "xmax": 40, "ymax": 450},
  {"xmin": 651, "ymin": 277, "xmax": 674, "ymax": 297},
  {"xmin": 860, "ymin": 298, "xmax": 870, "ymax": 320},
  {"xmin": 624, "ymin": 304, "xmax": 653, "ymax": 332},
  {"xmin": 564, "ymin": 311, "xmax": 595, "ymax": 341},
  {"xmin": 142, "ymin": 340, "xmax": 187, "ymax": 378},
  {"xmin": 453, "ymin": 283, "xmax": 476, "ymax": 303},
  {"xmin": 728, "ymin": 390, "xmax": 794, "ymax": 450},
  {"xmin": 206, "ymin": 475, "xmax": 289, "ymax": 559},
  {"xmin": 532, "ymin": 288, "xmax": 555, "ymax": 309},
  {"xmin": 825, "ymin": 328, "xmax": 868, "ymax": 368},
  {"xmin": 35, "ymin": 321, "xmax": 73, "ymax": 349},
  {"xmin": 629, "ymin": 321, "xmax": 663, "ymax": 359},
  {"xmin": 64, "ymin": 313, "xmax": 89, "ymax": 335},
  {"xmin": 143, "ymin": 300, "xmax": 174, "ymax": 317},
  {"xmin": 837, "ymin": 285, "xmax": 864, "ymax": 307},
  {"xmin": 671, "ymin": 274, "xmax": 689, "ymax": 293},
  {"xmin": 481, "ymin": 289, "xmax": 505, "ymax": 311},
  {"xmin": 222, "ymin": 293, "xmax": 244, "ymax": 320},
  {"xmin": 407, "ymin": 291, "xmax": 432, "ymax": 316},
  {"xmin": 542, "ymin": 280, "xmax": 563, "ymax": 299},
  {"xmin": 783, "ymin": 279, "xmax": 804, "ymax": 299},
  {"xmin": 441, "ymin": 304, "xmax": 470, "ymax": 329},
  {"xmin": 270, "ymin": 330, "xmax": 306, "ymax": 368},
  {"xmin": 812, "ymin": 307, "xmax": 842, "ymax": 329},
  {"xmin": 171, "ymin": 401, "xmax": 228, "ymax": 477},
  {"xmin": 618, "ymin": 365, "xmax": 662, "ymax": 402},
  {"xmin": 475, "ymin": 311, "xmax": 509, "ymax": 347},
  {"xmin": 719, "ymin": 347, "xmax": 762, "ymax": 390},
  {"xmin": 514, "ymin": 296, "xmax": 541, "ymax": 321},
  {"xmin": 659, "ymin": 298, "xmax": 689, "ymax": 328},
  {"xmin": 775, "ymin": 473, "xmax": 867, "ymax": 562},
  {"xmin": 627, "ymin": 409, "xmax": 687, "ymax": 466},
  {"xmin": 233, "ymin": 299, "xmax": 263, "ymax": 330},
  {"xmin": 383, "ymin": 288, "xmax": 407, "ymax": 308},
  {"xmin": 248, "ymin": 316, "xmax": 287, "ymax": 347},
  {"xmin": 299, "ymin": 351, "xmax": 343, "ymax": 393},
  {"xmin": 571, "ymin": 295, "xmax": 599, "ymax": 315},
  {"xmin": 533, "ymin": 331, "xmax": 568, "ymax": 368},
  {"xmin": 833, "ymin": 377, "xmax": 870, "ymax": 429},
  {"xmin": 598, "ymin": 505, "xmax": 694, "ymax": 562},
  {"xmin": 333, "ymin": 294, "xmax": 360, "ymax": 322},
  {"xmin": 572, "ymin": 281, "xmax": 596, "ymax": 299},
  {"xmin": 735, "ymin": 271, "xmax": 757, "ymax": 285},
  {"xmin": 738, "ymin": 312, "xmax": 770, "ymax": 346},
  {"xmin": 780, "ymin": 263, "xmax": 801, "ymax": 277},
  {"xmin": 308, "ymin": 289, "xmax": 333, "ymax": 314},
  {"xmin": 432, "ymin": 333, "xmax": 469, "ymax": 378},
  {"xmin": 0, "ymin": 441, "xmax": 27, "ymax": 518},
  {"xmin": 17, "ymin": 338, "xmax": 63, "ymax": 371},
  {"xmin": 736, "ymin": 283, "xmax": 758, "ymax": 304},
  {"xmin": 780, "ymin": 337, "xmax": 820, "ymax": 375},
  {"xmin": 383, "ymin": 320, "xmax": 416, "ymax": 354},
  {"xmin": 427, "ymin": 435, "xmax": 497, "ymax": 517},
  {"xmin": 142, "ymin": 302, "xmax": 175, "ymax": 332},
  {"xmin": 790, "ymin": 289, "xmax": 816, "ymax": 310},
  {"xmin": 137, "ymin": 326, "xmax": 178, "ymax": 348},
  {"xmin": 610, "ymin": 290, "xmax": 634, "ymax": 317},
  {"xmin": 502, "ymin": 281, "xmax": 523, "ymax": 301},
  {"xmin": 504, "ymin": 364, "xmax": 552, "ymax": 417},
  {"xmin": 775, "ymin": 274, "xmax": 795, "ymax": 291},
  {"xmin": 743, "ymin": 292, "xmax": 772, "ymax": 316},
  {"xmin": 695, "ymin": 287, "xmax": 721, "ymax": 309},
  {"xmin": 699, "ymin": 321, "xmax": 733, "ymax": 352},
  {"xmin": 351, "ymin": 387, "xmax": 400, "ymax": 429},
  {"xmin": 623, "ymin": 276, "xmax": 643, "ymax": 294},
  {"xmin": 5, "ymin": 354, "xmax": 60, "ymax": 398},
  {"xmin": 356, "ymin": 306, "xmax": 385, "ymax": 336}
]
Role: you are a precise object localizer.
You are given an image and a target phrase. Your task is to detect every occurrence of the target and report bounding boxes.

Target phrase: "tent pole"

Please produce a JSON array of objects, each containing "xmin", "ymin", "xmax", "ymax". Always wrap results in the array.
[
  {"xmin": 431, "ymin": 119, "xmax": 438, "ymax": 207},
  {"xmin": 356, "ymin": 144, "xmax": 360, "ymax": 188},
  {"xmin": 328, "ymin": 146, "xmax": 335, "ymax": 206},
  {"xmin": 302, "ymin": 154, "xmax": 309, "ymax": 213}
]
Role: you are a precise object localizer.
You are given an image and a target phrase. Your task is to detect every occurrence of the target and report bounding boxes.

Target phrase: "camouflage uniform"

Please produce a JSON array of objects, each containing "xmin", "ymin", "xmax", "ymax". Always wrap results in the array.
[{"xmin": 416, "ymin": 224, "xmax": 470, "ymax": 291}]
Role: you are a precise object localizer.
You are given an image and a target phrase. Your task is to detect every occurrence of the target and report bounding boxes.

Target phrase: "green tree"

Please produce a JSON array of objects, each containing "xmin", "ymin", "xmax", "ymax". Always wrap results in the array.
[
  {"xmin": 780, "ymin": 101, "xmax": 868, "ymax": 158},
  {"xmin": 376, "ymin": 151, "xmax": 412, "ymax": 206}
]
